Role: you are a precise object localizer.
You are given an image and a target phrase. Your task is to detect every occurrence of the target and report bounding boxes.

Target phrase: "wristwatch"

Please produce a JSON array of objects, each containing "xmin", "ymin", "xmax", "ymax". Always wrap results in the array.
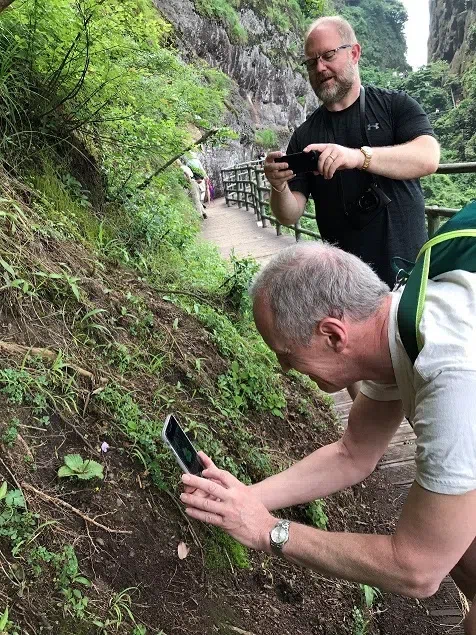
[
  {"xmin": 360, "ymin": 145, "xmax": 373, "ymax": 170},
  {"xmin": 270, "ymin": 519, "xmax": 290, "ymax": 555}
]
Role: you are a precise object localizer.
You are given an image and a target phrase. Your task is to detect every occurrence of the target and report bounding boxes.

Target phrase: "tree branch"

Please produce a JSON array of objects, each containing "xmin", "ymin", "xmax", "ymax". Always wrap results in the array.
[
  {"xmin": 0, "ymin": 0, "xmax": 16, "ymax": 13},
  {"xmin": 135, "ymin": 129, "xmax": 219, "ymax": 191}
]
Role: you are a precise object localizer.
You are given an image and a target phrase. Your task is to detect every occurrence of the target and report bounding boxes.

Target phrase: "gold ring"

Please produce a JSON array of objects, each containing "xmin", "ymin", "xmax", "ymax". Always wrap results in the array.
[{"xmin": 329, "ymin": 155, "xmax": 336, "ymax": 160}]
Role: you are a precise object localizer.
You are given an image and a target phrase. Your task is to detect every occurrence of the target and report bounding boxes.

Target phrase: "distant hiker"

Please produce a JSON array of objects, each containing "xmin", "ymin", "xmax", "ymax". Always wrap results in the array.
[
  {"xmin": 177, "ymin": 160, "xmax": 207, "ymax": 220},
  {"xmin": 180, "ymin": 238, "xmax": 476, "ymax": 635},
  {"xmin": 193, "ymin": 173, "xmax": 208, "ymax": 205},
  {"xmin": 206, "ymin": 176, "xmax": 215, "ymax": 201}
]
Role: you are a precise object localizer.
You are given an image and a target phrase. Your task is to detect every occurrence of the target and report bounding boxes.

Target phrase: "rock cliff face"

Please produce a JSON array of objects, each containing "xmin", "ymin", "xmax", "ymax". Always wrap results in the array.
[
  {"xmin": 428, "ymin": 0, "xmax": 476, "ymax": 74},
  {"xmin": 153, "ymin": 0, "xmax": 317, "ymax": 182}
]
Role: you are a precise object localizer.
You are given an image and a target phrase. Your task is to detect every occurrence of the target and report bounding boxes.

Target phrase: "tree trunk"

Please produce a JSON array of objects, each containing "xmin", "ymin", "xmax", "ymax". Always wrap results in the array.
[{"xmin": 0, "ymin": 0, "xmax": 16, "ymax": 12}]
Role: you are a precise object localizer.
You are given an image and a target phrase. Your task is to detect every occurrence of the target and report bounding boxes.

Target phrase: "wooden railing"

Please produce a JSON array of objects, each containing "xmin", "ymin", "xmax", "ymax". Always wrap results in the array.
[{"xmin": 220, "ymin": 161, "xmax": 476, "ymax": 239}]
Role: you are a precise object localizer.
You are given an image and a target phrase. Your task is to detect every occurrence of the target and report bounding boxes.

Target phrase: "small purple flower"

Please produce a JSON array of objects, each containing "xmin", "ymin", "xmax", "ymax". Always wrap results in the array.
[{"xmin": 101, "ymin": 441, "xmax": 110, "ymax": 453}]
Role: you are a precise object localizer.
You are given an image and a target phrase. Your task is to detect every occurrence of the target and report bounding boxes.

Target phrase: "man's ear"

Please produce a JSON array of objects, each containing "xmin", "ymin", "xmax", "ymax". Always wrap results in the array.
[
  {"xmin": 316, "ymin": 318, "xmax": 348, "ymax": 352},
  {"xmin": 351, "ymin": 43, "xmax": 361, "ymax": 64}
]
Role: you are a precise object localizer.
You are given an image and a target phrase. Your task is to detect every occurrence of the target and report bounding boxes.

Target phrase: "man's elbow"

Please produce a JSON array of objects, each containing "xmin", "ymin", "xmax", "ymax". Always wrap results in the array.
[
  {"xmin": 391, "ymin": 538, "xmax": 443, "ymax": 598},
  {"xmin": 419, "ymin": 137, "xmax": 440, "ymax": 175},
  {"xmin": 401, "ymin": 569, "xmax": 442, "ymax": 599}
]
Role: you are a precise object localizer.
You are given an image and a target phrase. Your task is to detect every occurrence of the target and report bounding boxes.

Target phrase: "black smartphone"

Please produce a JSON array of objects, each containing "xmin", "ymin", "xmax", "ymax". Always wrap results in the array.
[
  {"xmin": 274, "ymin": 150, "xmax": 320, "ymax": 174},
  {"xmin": 161, "ymin": 414, "xmax": 205, "ymax": 475}
]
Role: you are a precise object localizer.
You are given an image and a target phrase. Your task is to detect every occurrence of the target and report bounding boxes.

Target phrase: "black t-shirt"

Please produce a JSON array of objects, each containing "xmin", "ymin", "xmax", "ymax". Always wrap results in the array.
[{"xmin": 287, "ymin": 86, "xmax": 435, "ymax": 287}]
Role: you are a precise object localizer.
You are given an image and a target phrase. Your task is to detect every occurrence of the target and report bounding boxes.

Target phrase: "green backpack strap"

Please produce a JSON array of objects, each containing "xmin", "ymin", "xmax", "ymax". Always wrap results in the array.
[{"xmin": 397, "ymin": 200, "xmax": 476, "ymax": 364}]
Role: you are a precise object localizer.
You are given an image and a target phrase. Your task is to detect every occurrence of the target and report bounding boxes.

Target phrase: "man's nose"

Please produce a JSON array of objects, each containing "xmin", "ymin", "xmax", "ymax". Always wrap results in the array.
[{"xmin": 315, "ymin": 57, "xmax": 329, "ymax": 72}]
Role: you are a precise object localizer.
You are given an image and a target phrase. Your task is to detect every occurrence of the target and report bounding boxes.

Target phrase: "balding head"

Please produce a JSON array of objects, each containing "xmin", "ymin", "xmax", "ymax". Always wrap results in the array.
[
  {"xmin": 305, "ymin": 16, "xmax": 358, "ymax": 48},
  {"xmin": 250, "ymin": 242, "xmax": 389, "ymax": 346}
]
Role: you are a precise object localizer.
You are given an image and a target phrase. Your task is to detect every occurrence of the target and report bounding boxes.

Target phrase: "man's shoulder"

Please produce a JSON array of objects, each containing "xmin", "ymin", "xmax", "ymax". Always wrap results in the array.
[{"xmin": 364, "ymin": 85, "xmax": 410, "ymax": 104}]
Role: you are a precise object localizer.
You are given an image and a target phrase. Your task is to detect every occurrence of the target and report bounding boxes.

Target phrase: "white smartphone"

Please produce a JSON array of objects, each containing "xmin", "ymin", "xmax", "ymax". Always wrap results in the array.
[{"xmin": 161, "ymin": 414, "xmax": 205, "ymax": 475}]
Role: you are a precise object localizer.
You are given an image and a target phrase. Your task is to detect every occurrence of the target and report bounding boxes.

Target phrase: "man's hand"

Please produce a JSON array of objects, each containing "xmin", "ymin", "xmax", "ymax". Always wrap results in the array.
[
  {"xmin": 183, "ymin": 451, "xmax": 221, "ymax": 500},
  {"xmin": 263, "ymin": 151, "xmax": 295, "ymax": 192},
  {"xmin": 304, "ymin": 143, "xmax": 363, "ymax": 180},
  {"xmin": 180, "ymin": 466, "xmax": 276, "ymax": 551}
]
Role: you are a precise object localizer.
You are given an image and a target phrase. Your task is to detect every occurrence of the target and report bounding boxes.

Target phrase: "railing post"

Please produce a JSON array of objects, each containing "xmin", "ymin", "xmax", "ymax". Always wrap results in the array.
[
  {"xmin": 244, "ymin": 166, "xmax": 249, "ymax": 211},
  {"xmin": 251, "ymin": 165, "xmax": 256, "ymax": 216},
  {"xmin": 234, "ymin": 167, "xmax": 240, "ymax": 208},
  {"xmin": 294, "ymin": 221, "xmax": 302, "ymax": 242},
  {"xmin": 221, "ymin": 169, "xmax": 229, "ymax": 206},
  {"xmin": 427, "ymin": 211, "xmax": 439, "ymax": 237}
]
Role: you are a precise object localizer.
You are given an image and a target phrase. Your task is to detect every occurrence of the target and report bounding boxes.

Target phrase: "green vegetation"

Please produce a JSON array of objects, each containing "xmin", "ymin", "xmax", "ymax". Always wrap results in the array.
[
  {"xmin": 2, "ymin": 0, "xmax": 471, "ymax": 631},
  {"xmin": 306, "ymin": 499, "xmax": 328, "ymax": 529},
  {"xmin": 205, "ymin": 528, "xmax": 251, "ymax": 570},
  {"xmin": 58, "ymin": 454, "xmax": 104, "ymax": 481},
  {"xmin": 254, "ymin": 128, "xmax": 279, "ymax": 149},
  {"xmin": 192, "ymin": 0, "xmax": 327, "ymax": 49},
  {"xmin": 0, "ymin": 1, "xmax": 340, "ymax": 631}
]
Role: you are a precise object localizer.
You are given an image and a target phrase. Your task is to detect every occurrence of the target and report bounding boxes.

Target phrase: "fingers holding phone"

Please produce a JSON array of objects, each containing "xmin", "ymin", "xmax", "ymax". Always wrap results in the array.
[
  {"xmin": 161, "ymin": 415, "xmax": 221, "ymax": 500},
  {"xmin": 264, "ymin": 151, "xmax": 294, "ymax": 191},
  {"xmin": 183, "ymin": 451, "xmax": 221, "ymax": 499},
  {"xmin": 303, "ymin": 143, "xmax": 363, "ymax": 180}
]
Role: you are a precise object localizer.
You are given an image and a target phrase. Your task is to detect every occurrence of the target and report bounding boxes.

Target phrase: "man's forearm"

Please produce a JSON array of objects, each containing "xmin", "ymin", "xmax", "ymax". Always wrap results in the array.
[
  {"xmin": 249, "ymin": 440, "xmax": 370, "ymax": 511},
  {"xmin": 271, "ymin": 524, "xmax": 434, "ymax": 599},
  {"xmin": 270, "ymin": 186, "xmax": 304, "ymax": 225},
  {"xmin": 365, "ymin": 135, "xmax": 440, "ymax": 180}
]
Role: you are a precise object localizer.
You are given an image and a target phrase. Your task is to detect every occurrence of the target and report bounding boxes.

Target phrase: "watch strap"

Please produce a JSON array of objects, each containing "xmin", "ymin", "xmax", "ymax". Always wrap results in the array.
[{"xmin": 360, "ymin": 146, "xmax": 372, "ymax": 171}]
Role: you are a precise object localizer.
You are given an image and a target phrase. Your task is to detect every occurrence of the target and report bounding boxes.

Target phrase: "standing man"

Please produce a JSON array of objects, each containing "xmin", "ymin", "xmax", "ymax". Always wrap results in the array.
[
  {"xmin": 264, "ymin": 16, "xmax": 440, "ymax": 290},
  {"xmin": 264, "ymin": 15, "xmax": 440, "ymax": 399}
]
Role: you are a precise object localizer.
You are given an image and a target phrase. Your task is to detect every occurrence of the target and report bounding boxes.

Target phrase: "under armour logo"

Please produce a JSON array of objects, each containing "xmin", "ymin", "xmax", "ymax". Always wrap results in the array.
[{"xmin": 367, "ymin": 123, "xmax": 380, "ymax": 130}]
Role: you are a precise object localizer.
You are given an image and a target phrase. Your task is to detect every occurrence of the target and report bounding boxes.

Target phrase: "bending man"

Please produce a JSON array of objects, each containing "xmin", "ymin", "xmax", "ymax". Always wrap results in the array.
[{"xmin": 180, "ymin": 242, "xmax": 476, "ymax": 634}]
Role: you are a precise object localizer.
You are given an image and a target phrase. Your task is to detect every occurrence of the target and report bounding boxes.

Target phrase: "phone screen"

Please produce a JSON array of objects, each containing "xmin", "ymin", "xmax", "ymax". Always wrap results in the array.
[{"xmin": 164, "ymin": 415, "xmax": 204, "ymax": 475}]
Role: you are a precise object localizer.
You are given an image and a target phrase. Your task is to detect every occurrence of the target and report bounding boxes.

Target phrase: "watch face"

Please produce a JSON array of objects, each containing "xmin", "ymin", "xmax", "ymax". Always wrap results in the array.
[{"xmin": 271, "ymin": 524, "xmax": 287, "ymax": 544}]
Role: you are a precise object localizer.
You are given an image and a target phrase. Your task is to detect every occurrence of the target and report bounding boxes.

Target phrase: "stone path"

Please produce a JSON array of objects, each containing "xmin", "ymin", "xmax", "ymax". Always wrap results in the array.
[
  {"xmin": 201, "ymin": 195, "xmax": 465, "ymax": 634},
  {"xmin": 199, "ymin": 196, "xmax": 296, "ymax": 263}
]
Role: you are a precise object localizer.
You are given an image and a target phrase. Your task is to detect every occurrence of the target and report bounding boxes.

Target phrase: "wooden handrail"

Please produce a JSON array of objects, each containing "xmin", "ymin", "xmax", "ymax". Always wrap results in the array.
[{"xmin": 221, "ymin": 161, "xmax": 476, "ymax": 241}]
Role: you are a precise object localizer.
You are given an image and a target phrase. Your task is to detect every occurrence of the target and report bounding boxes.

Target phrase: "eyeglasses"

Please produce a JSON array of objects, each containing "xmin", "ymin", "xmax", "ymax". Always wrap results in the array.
[{"xmin": 301, "ymin": 44, "xmax": 352, "ymax": 70}]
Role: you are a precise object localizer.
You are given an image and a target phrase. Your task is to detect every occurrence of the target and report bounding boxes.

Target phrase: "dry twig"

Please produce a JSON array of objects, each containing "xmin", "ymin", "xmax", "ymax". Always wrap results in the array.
[
  {"xmin": 21, "ymin": 482, "xmax": 132, "ymax": 534},
  {"xmin": 55, "ymin": 410, "xmax": 99, "ymax": 456},
  {"xmin": 0, "ymin": 340, "xmax": 95, "ymax": 380}
]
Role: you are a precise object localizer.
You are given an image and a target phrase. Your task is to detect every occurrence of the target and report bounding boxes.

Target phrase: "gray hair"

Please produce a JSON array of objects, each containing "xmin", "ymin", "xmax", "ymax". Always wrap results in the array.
[
  {"xmin": 249, "ymin": 242, "xmax": 390, "ymax": 345},
  {"xmin": 305, "ymin": 15, "xmax": 358, "ymax": 45}
]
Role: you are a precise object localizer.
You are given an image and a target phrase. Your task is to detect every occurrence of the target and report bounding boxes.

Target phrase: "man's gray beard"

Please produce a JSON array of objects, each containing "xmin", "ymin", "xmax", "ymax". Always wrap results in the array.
[
  {"xmin": 314, "ymin": 62, "xmax": 356, "ymax": 105},
  {"xmin": 316, "ymin": 76, "xmax": 354, "ymax": 105}
]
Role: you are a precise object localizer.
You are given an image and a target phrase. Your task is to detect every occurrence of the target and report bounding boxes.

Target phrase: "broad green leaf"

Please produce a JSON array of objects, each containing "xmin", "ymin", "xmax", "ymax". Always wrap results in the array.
[
  {"xmin": 69, "ymin": 282, "xmax": 81, "ymax": 302},
  {"xmin": 5, "ymin": 489, "xmax": 25, "ymax": 508},
  {"xmin": 64, "ymin": 454, "xmax": 84, "ymax": 471},
  {"xmin": 75, "ymin": 576, "xmax": 91, "ymax": 586},
  {"xmin": 58, "ymin": 466, "xmax": 75, "ymax": 478},
  {"xmin": 79, "ymin": 460, "xmax": 104, "ymax": 480},
  {"xmin": 0, "ymin": 481, "xmax": 7, "ymax": 500}
]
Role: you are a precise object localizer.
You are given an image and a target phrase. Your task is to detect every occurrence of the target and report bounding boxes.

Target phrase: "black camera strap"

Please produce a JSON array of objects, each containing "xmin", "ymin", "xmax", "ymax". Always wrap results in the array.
[{"xmin": 323, "ymin": 86, "xmax": 385, "ymax": 226}]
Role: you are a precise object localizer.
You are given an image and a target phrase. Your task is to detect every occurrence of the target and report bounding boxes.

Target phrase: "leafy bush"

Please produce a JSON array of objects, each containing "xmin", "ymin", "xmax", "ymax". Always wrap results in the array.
[{"xmin": 254, "ymin": 129, "xmax": 279, "ymax": 150}]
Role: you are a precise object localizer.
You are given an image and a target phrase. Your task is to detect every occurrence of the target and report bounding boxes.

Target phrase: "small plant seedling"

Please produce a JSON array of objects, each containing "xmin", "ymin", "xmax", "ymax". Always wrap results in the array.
[{"xmin": 58, "ymin": 454, "xmax": 104, "ymax": 481}]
